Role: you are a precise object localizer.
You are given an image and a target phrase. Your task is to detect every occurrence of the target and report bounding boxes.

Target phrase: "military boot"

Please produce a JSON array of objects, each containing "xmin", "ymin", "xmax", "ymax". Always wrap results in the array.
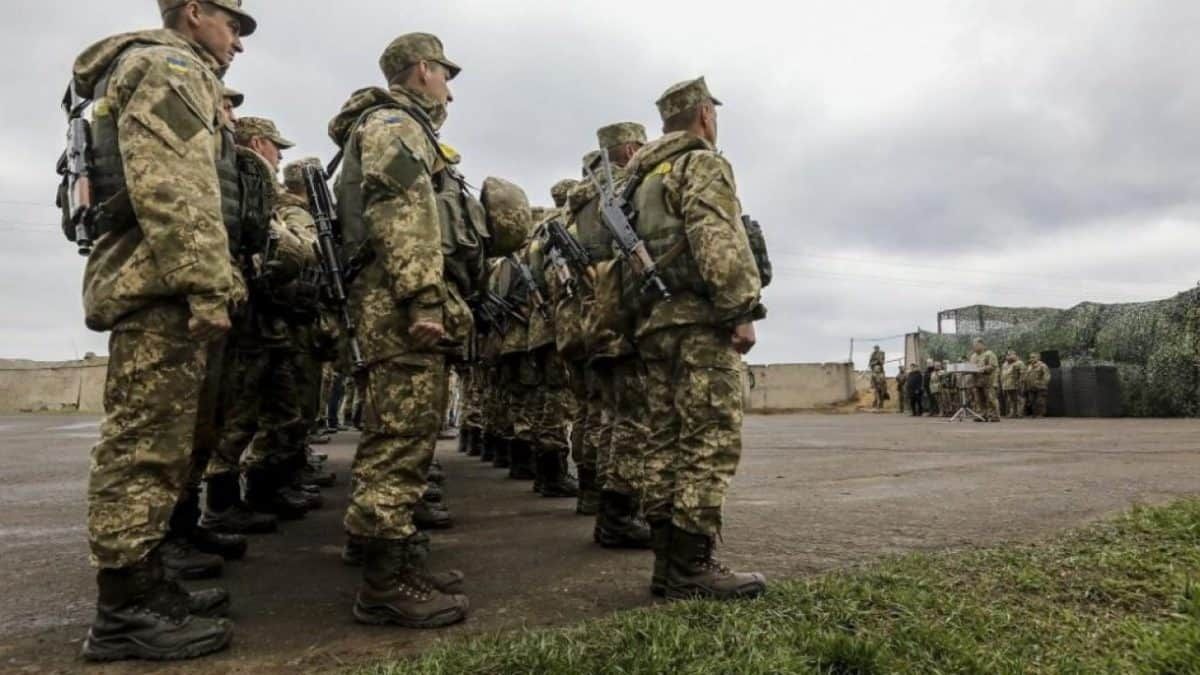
[
  {"xmin": 508, "ymin": 439, "xmax": 536, "ymax": 480},
  {"xmin": 594, "ymin": 491, "xmax": 652, "ymax": 548},
  {"xmin": 342, "ymin": 534, "xmax": 366, "ymax": 567},
  {"xmin": 81, "ymin": 559, "xmax": 233, "ymax": 661},
  {"xmin": 457, "ymin": 427, "xmax": 471, "ymax": 454},
  {"xmin": 405, "ymin": 535, "xmax": 466, "ymax": 594},
  {"xmin": 576, "ymin": 467, "xmax": 601, "ymax": 516},
  {"xmin": 301, "ymin": 462, "xmax": 337, "ymax": 488},
  {"xmin": 160, "ymin": 536, "xmax": 224, "ymax": 581},
  {"xmin": 169, "ymin": 489, "xmax": 248, "ymax": 561},
  {"xmin": 467, "ymin": 430, "xmax": 484, "ymax": 457},
  {"xmin": 648, "ymin": 519, "xmax": 672, "ymax": 597},
  {"xmin": 492, "ymin": 437, "xmax": 511, "ymax": 469},
  {"xmin": 423, "ymin": 481, "xmax": 444, "ymax": 504},
  {"xmin": 537, "ymin": 450, "xmax": 579, "ymax": 498},
  {"xmin": 353, "ymin": 537, "xmax": 469, "ymax": 628},
  {"xmin": 200, "ymin": 472, "xmax": 277, "ymax": 535},
  {"xmin": 427, "ymin": 460, "xmax": 446, "ymax": 485},
  {"xmin": 480, "ymin": 435, "xmax": 497, "ymax": 463},
  {"xmin": 244, "ymin": 467, "xmax": 309, "ymax": 520},
  {"xmin": 665, "ymin": 527, "xmax": 767, "ymax": 601},
  {"xmin": 414, "ymin": 499, "xmax": 454, "ymax": 530}
]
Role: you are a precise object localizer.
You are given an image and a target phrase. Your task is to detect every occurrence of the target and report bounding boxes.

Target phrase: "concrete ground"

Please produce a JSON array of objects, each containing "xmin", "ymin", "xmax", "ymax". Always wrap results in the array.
[{"xmin": 1, "ymin": 413, "xmax": 1199, "ymax": 673}]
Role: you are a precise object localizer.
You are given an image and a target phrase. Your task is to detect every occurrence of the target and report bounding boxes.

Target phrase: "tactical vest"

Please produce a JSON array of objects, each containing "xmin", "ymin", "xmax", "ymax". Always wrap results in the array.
[
  {"xmin": 632, "ymin": 153, "xmax": 708, "ymax": 297},
  {"xmin": 335, "ymin": 104, "xmax": 486, "ymax": 296},
  {"xmin": 82, "ymin": 46, "xmax": 250, "ymax": 253},
  {"xmin": 573, "ymin": 194, "xmax": 614, "ymax": 263}
]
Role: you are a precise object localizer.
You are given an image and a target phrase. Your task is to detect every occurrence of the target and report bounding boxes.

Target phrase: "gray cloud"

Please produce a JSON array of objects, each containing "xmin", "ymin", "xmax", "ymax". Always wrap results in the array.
[{"xmin": 1, "ymin": 0, "xmax": 1196, "ymax": 367}]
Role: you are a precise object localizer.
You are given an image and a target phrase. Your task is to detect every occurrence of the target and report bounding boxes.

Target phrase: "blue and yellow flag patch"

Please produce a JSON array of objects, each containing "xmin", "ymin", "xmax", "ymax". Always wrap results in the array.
[{"xmin": 166, "ymin": 56, "xmax": 190, "ymax": 74}]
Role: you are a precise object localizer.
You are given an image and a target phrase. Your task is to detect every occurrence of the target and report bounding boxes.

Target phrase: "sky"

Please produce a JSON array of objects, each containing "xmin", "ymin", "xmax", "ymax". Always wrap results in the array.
[{"xmin": 1, "ymin": 0, "xmax": 1197, "ymax": 368}]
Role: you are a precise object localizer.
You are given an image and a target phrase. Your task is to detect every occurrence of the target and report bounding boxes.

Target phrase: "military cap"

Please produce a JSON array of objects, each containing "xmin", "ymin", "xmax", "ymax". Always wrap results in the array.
[
  {"xmin": 596, "ymin": 122, "xmax": 647, "ymax": 151},
  {"xmin": 481, "ymin": 177, "xmax": 531, "ymax": 257},
  {"xmin": 550, "ymin": 179, "xmax": 579, "ymax": 208},
  {"xmin": 380, "ymin": 33, "xmax": 461, "ymax": 83},
  {"xmin": 221, "ymin": 85, "xmax": 244, "ymax": 108},
  {"xmin": 1030, "ymin": 352, "xmax": 1040, "ymax": 359},
  {"xmin": 656, "ymin": 76, "xmax": 722, "ymax": 122},
  {"xmin": 235, "ymin": 116, "xmax": 295, "ymax": 148},
  {"xmin": 159, "ymin": 0, "xmax": 257, "ymax": 37},
  {"xmin": 283, "ymin": 157, "xmax": 322, "ymax": 190}
]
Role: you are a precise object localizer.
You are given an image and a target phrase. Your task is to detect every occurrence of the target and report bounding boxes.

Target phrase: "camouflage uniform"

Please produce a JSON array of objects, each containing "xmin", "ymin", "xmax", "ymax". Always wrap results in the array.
[
  {"xmin": 969, "ymin": 347, "xmax": 1001, "ymax": 421},
  {"xmin": 1024, "ymin": 355, "xmax": 1052, "ymax": 417},
  {"xmin": 870, "ymin": 366, "xmax": 887, "ymax": 409},
  {"xmin": 626, "ymin": 85, "xmax": 764, "ymax": 539},
  {"xmin": 74, "ymin": 29, "xmax": 239, "ymax": 570},
  {"xmin": 1000, "ymin": 355, "xmax": 1026, "ymax": 418}
]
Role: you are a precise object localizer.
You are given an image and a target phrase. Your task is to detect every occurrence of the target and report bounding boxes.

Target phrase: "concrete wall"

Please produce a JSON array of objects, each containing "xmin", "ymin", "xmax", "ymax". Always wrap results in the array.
[
  {"xmin": 0, "ymin": 357, "xmax": 108, "ymax": 413},
  {"xmin": 744, "ymin": 362, "xmax": 856, "ymax": 412}
]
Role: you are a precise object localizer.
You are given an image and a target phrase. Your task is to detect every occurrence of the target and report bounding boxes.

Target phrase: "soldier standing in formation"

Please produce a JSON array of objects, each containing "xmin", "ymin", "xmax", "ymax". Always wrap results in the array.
[
  {"xmin": 1000, "ymin": 350, "xmax": 1026, "ymax": 418},
  {"xmin": 870, "ymin": 364, "xmax": 887, "ymax": 410},
  {"xmin": 969, "ymin": 338, "xmax": 1001, "ymax": 422},
  {"xmin": 1025, "ymin": 352, "xmax": 1052, "ymax": 417}
]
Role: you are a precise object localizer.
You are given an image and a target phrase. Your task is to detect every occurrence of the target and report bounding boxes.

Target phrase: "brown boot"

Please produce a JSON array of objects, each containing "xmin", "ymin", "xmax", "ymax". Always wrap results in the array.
[
  {"xmin": 665, "ymin": 527, "xmax": 766, "ymax": 601},
  {"xmin": 353, "ymin": 538, "xmax": 469, "ymax": 628}
]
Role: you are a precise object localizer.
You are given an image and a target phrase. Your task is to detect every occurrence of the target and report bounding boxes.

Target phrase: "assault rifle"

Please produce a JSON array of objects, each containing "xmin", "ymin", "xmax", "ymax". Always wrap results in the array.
[
  {"xmin": 56, "ymin": 83, "xmax": 96, "ymax": 256},
  {"xmin": 301, "ymin": 163, "xmax": 365, "ymax": 372},
  {"xmin": 510, "ymin": 254, "xmax": 549, "ymax": 319},
  {"xmin": 583, "ymin": 153, "xmax": 669, "ymax": 299},
  {"xmin": 545, "ymin": 219, "xmax": 590, "ymax": 299}
]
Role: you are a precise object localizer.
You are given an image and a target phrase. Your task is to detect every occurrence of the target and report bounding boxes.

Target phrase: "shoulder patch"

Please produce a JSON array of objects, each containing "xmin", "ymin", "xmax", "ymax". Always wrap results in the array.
[
  {"xmin": 651, "ymin": 161, "xmax": 673, "ymax": 177},
  {"xmin": 438, "ymin": 142, "xmax": 462, "ymax": 165},
  {"xmin": 166, "ymin": 55, "xmax": 190, "ymax": 75}
]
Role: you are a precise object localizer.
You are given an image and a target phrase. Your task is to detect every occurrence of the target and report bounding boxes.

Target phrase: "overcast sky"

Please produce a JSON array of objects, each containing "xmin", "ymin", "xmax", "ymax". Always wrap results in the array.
[{"xmin": 2, "ymin": 0, "xmax": 1197, "ymax": 368}]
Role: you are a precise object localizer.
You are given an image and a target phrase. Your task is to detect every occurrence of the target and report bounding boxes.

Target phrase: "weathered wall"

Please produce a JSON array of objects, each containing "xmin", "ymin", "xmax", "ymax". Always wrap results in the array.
[
  {"xmin": 0, "ymin": 357, "xmax": 108, "ymax": 413},
  {"xmin": 744, "ymin": 362, "xmax": 856, "ymax": 412}
]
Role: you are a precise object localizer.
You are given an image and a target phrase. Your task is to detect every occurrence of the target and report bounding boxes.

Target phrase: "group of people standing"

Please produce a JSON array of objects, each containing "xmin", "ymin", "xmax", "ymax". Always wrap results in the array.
[
  {"xmin": 869, "ymin": 340, "xmax": 1053, "ymax": 421},
  {"xmin": 64, "ymin": 1, "xmax": 769, "ymax": 663}
]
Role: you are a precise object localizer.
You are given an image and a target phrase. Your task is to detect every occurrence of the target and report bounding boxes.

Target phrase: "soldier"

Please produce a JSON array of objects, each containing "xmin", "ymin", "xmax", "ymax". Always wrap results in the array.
[
  {"xmin": 927, "ymin": 361, "xmax": 942, "ymax": 415},
  {"xmin": 71, "ymin": 0, "xmax": 258, "ymax": 661},
  {"xmin": 570, "ymin": 123, "xmax": 655, "ymax": 547},
  {"xmin": 895, "ymin": 365, "xmax": 907, "ymax": 414},
  {"xmin": 625, "ymin": 77, "xmax": 766, "ymax": 600},
  {"xmin": 1025, "ymin": 352, "xmax": 1052, "ymax": 418},
  {"xmin": 969, "ymin": 338, "xmax": 1001, "ymax": 422},
  {"xmin": 870, "ymin": 364, "xmax": 887, "ymax": 410},
  {"xmin": 868, "ymin": 345, "xmax": 885, "ymax": 371},
  {"xmin": 327, "ymin": 32, "xmax": 470, "ymax": 628},
  {"xmin": 1000, "ymin": 350, "xmax": 1026, "ymax": 418}
]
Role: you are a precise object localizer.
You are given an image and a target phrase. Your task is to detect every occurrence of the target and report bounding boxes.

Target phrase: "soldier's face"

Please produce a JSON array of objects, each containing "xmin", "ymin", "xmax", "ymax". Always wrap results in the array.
[
  {"xmin": 423, "ymin": 62, "xmax": 453, "ymax": 106},
  {"xmin": 194, "ymin": 6, "xmax": 245, "ymax": 67},
  {"xmin": 250, "ymin": 137, "xmax": 282, "ymax": 170}
]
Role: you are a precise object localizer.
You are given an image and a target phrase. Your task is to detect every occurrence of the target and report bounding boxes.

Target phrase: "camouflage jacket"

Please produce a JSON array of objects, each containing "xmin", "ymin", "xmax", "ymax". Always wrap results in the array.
[
  {"xmin": 1000, "ymin": 360, "xmax": 1026, "ymax": 391},
  {"xmin": 969, "ymin": 350, "xmax": 1000, "ymax": 387},
  {"xmin": 74, "ymin": 29, "xmax": 237, "ymax": 332},
  {"xmin": 1024, "ymin": 361, "xmax": 1052, "ymax": 390},
  {"xmin": 329, "ymin": 85, "xmax": 459, "ymax": 366},
  {"xmin": 626, "ymin": 132, "xmax": 764, "ymax": 338}
]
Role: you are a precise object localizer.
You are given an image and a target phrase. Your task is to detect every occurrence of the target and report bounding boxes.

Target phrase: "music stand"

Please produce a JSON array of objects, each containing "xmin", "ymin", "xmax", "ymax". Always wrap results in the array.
[{"xmin": 946, "ymin": 363, "xmax": 985, "ymax": 423}]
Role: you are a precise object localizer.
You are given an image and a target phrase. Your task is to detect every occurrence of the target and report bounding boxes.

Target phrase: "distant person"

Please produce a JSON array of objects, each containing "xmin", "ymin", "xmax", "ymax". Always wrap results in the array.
[
  {"xmin": 927, "ymin": 362, "xmax": 943, "ymax": 416},
  {"xmin": 1024, "ymin": 352, "xmax": 1052, "ymax": 418},
  {"xmin": 905, "ymin": 365, "xmax": 925, "ymax": 416},
  {"xmin": 895, "ymin": 365, "xmax": 907, "ymax": 413},
  {"xmin": 1000, "ymin": 351, "xmax": 1026, "ymax": 418},
  {"xmin": 969, "ymin": 339, "xmax": 1001, "ymax": 422},
  {"xmin": 870, "ymin": 365, "xmax": 887, "ymax": 410},
  {"xmin": 869, "ymin": 346, "xmax": 885, "ymax": 371}
]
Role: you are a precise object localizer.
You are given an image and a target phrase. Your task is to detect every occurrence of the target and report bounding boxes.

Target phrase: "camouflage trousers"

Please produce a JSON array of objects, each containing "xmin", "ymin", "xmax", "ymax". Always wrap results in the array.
[
  {"xmin": 345, "ymin": 356, "xmax": 446, "ymax": 540},
  {"xmin": 594, "ymin": 356, "xmax": 649, "ymax": 496},
  {"xmin": 1001, "ymin": 389, "xmax": 1024, "ymax": 418},
  {"xmin": 1027, "ymin": 389, "xmax": 1048, "ymax": 417},
  {"xmin": 566, "ymin": 360, "xmax": 592, "ymax": 471},
  {"xmin": 186, "ymin": 336, "xmax": 231, "ymax": 488},
  {"xmin": 340, "ymin": 374, "xmax": 363, "ymax": 427},
  {"xmin": 212, "ymin": 344, "xmax": 304, "ymax": 477},
  {"xmin": 88, "ymin": 305, "xmax": 208, "ymax": 569},
  {"xmin": 461, "ymin": 364, "xmax": 485, "ymax": 431},
  {"xmin": 243, "ymin": 345, "xmax": 321, "ymax": 469},
  {"xmin": 526, "ymin": 347, "xmax": 570, "ymax": 453},
  {"xmin": 638, "ymin": 325, "xmax": 744, "ymax": 537},
  {"xmin": 973, "ymin": 385, "xmax": 1000, "ymax": 421}
]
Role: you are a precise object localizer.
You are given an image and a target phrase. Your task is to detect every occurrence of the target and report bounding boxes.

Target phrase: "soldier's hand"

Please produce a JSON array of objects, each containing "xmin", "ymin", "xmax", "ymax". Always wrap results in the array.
[
  {"xmin": 188, "ymin": 310, "xmax": 232, "ymax": 342},
  {"xmin": 731, "ymin": 322, "xmax": 757, "ymax": 355},
  {"xmin": 410, "ymin": 321, "xmax": 446, "ymax": 349}
]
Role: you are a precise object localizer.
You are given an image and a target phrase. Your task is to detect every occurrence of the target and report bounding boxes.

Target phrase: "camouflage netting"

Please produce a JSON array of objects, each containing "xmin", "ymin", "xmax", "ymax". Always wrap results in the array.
[{"xmin": 922, "ymin": 290, "xmax": 1200, "ymax": 417}]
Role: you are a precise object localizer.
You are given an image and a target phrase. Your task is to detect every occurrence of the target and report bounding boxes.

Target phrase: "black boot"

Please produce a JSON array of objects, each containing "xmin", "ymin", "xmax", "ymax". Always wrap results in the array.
[
  {"xmin": 423, "ymin": 481, "xmax": 444, "ymax": 504},
  {"xmin": 81, "ymin": 557, "xmax": 233, "ymax": 661},
  {"xmin": 353, "ymin": 537, "xmax": 469, "ymax": 628},
  {"xmin": 480, "ymin": 435, "xmax": 497, "ymax": 463},
  {"xmin": 594, "ymin": 491, "xmax": 652, "ymax": 548},
  {"xmin": 665, "ymin": 527, "xmax": 767, "ymax": 601},
  {"xmin": 427, "ymin": 460, "xmax": 446, "ymax": 485},
  {"xmin": 414, "ymin": 499, "xmax": 454, "ymax": 530},
  {"xmin": 160, "ymin": 536, "xmax": 223, "ymax": 581},
  {"xmin": 173, "ymin": 487, "xmax": 247, "ymax": 562},
  {"xmin": 189, "ymin": 528, "xmax": 247, "ymax": 561},
  {"xmin": 649, "ymin": 519, "xmax": 671, "ymax": 597},
  {"xmin": 244, "ymin": 467, "xmax": 309, "ymax": 520},
  {"xmin": 576, "ymin": 467, "xmax": 601, "ymax": 516},
  {"xmin": 467, "ymin": 430, "xmax": 484, "ymax": 457},
  {"xmin": 537, "ymin": 450, "xmax": 578, "ymax": 498},
  {"xmin": 201, "ymin": 472, "xmax": 277, "ymax": 535},
  {"xmin": 508, "ymin": 439, "xmax": 535, "ymax": 480},
  {"xmin": 343, "ymin": 533, "xmax": 459, "ymax": 595},
  {"xmin": 492, "ymin": 437, "xmax": 511, "ymax": 469},
  {"xmin": 457, "ymin": 428, "xmax": 471, "ymax": 454}
]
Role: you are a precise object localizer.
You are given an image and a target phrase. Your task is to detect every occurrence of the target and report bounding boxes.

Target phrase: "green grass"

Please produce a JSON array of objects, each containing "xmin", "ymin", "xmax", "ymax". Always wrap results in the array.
[{"xmin": 360, "ymin": 500, "xmax": 1200, "ymax": 674}]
